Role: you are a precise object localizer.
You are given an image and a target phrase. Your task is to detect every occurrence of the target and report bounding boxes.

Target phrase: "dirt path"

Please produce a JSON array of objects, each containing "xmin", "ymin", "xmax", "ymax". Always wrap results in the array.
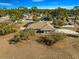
[
  {"xmin": 0, "ymin": 34, "xmax": 15, "ymax": 55},
  {"xmin": 0, "ymin": 40, "xmax": 73, "ymax": 59},
  {"xmin": 0, "ymin": 34, "xmax": 79, "ymax": 59},
  {"xmin": 65, "ymin": 47, "xmax": 79, "ymax": 59},
  {"xmin": 52, "ymin": 37, "xmax": 79, "ymax": 59}
]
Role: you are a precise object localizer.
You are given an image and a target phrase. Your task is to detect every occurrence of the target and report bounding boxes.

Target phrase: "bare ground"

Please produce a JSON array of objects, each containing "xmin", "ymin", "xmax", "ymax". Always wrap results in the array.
[{"xmin": 0, "ymin": 34, "xmax": 79, "ymax": 59}]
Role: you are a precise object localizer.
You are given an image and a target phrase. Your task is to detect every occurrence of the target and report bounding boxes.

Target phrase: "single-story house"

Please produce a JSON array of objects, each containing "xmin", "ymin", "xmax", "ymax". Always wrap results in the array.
[
  {"xmin": 17, "ymin": 20, "xmax": 34, "ymax": 24},
  {"xmin": 20, "ymin": 27, "xmax": 26, "ymax": 30},
  {"xmin": 27, "ymin": 21, "xmax": 55, "ymax": 33},
  {"xmin": 23, "ymin": 14, "xmax": 33, "ymax": 20},
  {"xmin": 62, "ymin": 22, "xmax": 75, "ymax": 25},
  {"xmin": 75, "ymin": 20, "xmax": 79, "ymax": 25},
  {"xmin": 61, "ymin": 25, "xmax": 75, "ymax": 28},
  {"xmin": 0, "ymin": 15, "xmax": 10, "ymax": 22}
]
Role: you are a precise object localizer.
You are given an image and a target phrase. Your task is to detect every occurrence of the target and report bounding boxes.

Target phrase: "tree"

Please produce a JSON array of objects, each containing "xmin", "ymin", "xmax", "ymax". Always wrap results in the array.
[
  {"xmin": 72, "ymin": 6, "xmax": 79, "ymax": 16},
  {"xmin": 33, "ymin": 15, "xmax": 39, "ymax": 21},
  {"xmin": 53, "ymin": 18, "xmax": 63, "ymax": 26},
  {"xmin": 31, "ymin": 6, "xmax": 38, "ymax": 14},
  {"xmin": 73, "ymin": 6, "xmax": 79, "ymax": 10},
  {"xmin": 51, "ymin": 7, "xmax": 67, "ymax": 18}
]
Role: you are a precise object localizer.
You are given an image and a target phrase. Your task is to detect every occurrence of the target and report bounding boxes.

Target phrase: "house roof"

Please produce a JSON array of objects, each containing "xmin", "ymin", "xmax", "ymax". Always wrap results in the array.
[
  {"xmin": 55, "ymin": 29, "xmax": 79, "ymax": 36},
  {"xmin": 0, "ymin": 15, "xmax": 10, "ymax": 22},
  {"xmin": 27, "ymin": 21, "xmax": 54, "ymax": 30}
]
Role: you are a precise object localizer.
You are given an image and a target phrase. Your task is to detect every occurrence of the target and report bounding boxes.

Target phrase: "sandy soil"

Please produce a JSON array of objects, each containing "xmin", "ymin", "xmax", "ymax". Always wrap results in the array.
[{"xmin": 0, "ymin": 34, "xmax": 79, "ymax": 59}]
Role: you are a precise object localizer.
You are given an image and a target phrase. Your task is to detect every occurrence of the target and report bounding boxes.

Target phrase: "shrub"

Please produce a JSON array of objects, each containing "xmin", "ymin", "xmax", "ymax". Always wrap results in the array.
[
  {"xmin": 0, "ymin": 23, "xmax": 15, "ymax": 35},
  {"xmin": 37, "ymin": 36, "xmax": 55, "ymax": 46},
  {"xmin": 9, "ymin": 35, "xmax": 20, "ymax": 44},
  {"xmin": 9, "ymin": 30, "xmax": 35, "ymax": 44},
  {"xmin": 24, "ymin": 24, "xmax": 29, "ymax": 27},
  {"xmin": 37, "ymin": 33, "xmax": 66, "ymax": 46},
  {"xmin": 52, "ymin": 32, "xmax": 66, "ymax": 41}
]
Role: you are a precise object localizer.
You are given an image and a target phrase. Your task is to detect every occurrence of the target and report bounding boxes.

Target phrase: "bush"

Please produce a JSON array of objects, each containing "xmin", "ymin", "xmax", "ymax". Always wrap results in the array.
[
  {"xmin": 9, "ymin": 30, "xmax": 35, "ymax": 44},
  {"xmin": 52, "ymin": 32, "xmax": 66, "ymax": 41},
  {"xmin": 0, "ymin": 23, "xmax": 15, "ymax": 35},
  {"xmin": 37, "ymin": 33, "xmax": 66, "ymax": 46},
  {"xmin": 24, "ymin": 24, "xmax": 29, "ymax": 27},
  {"xmin": 9, "ymin": 35, "xmax": 20, "ymax": 44},
  {"xmin": 37, "ymin": 36, "xmax": 55, "ymax": 46}
]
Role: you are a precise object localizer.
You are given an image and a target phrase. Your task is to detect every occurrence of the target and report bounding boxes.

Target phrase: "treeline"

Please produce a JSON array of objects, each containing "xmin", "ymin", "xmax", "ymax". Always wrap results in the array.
[{"xmin": 0, "ymin": 6, "xmax": 79, "ymax": 21}]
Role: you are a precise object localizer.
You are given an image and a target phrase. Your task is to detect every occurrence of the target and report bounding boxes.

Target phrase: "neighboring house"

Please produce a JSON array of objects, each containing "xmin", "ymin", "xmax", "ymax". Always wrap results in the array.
[
  {"xmin": 41, "ymin": 15, "xmax": 48, "ymax": 21},
  {"xmin": 27, "ymin": 21, "xmax": 55, "ymax": 33},
  {"xmin": 20, "ymin": 27, "xmax": 26, "ymax": 30},
  {"xmin": 68, "ymin": 16, "xmax": 75, "ymax": 20},
  {"xmin": 40, "ymin": 15, "xmax": 53, "ymax": 24},
  {"xmin": 37, "ymin": 14, "xmax": 44, "ymax": 19},
  {"xmin": 63, "ymin": 21, "xmax": 75, "ymax": 25},
  {"xmin": 17, "ymin": 20, "xmax": 34, "ymax": 24},
  {"xmin": 75, "ymin": 20, "xmax": 79, "ymax": 25},
  {"xmin": 55, "ymin": 29, "xmax": 79, "ymax": 36},
  {"xmin": 0, "ymin": 15, "xmax": 10, "ymax": 22},
  {"xmin": 61, "ymin": 25, "xmax": 75, "ymax": 28},
  {"xmin": 23, "ymin": 14, "xmax": 33, "ymax": 20}
]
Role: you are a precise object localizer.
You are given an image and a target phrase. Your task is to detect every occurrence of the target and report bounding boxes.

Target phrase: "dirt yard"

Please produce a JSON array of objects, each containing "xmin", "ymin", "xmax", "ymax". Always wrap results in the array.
[{"xmin": 0, "ymin": 33, "xmax": 79, "ymax": 59}]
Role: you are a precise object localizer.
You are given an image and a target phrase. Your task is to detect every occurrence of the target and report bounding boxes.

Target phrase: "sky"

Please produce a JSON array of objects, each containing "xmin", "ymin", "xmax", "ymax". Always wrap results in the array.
[{"xmin": 0, "ymin": 0, "xmax": 79, "ymax": 9}]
